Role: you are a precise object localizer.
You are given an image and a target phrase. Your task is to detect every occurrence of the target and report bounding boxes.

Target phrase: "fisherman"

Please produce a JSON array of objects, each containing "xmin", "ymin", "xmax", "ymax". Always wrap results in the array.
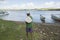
[
  {"xmin": 25, "ymin": 12, "xmax": 33, "ymax": 40},
  {"xmin": 40, "ymin": 15, "xmax": 45, "ymax": 23}
]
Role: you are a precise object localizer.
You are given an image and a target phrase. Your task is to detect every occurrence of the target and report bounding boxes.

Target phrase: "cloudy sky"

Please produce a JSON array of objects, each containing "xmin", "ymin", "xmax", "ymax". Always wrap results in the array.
[{"xmin": 0, "ymin": 0, "xmax": 60, "ymax": 9}]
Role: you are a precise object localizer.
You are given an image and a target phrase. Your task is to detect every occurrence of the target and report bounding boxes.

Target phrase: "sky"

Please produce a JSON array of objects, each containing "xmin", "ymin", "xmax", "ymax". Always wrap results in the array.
[{"xmin": 0, "ymin": 0, "xmax": 60, "ymax": 9}]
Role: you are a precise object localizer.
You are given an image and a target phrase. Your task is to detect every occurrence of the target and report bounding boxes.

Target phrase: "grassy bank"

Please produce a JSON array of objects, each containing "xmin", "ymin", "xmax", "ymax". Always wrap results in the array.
[{"xmin": 0, "ymin": 19, "xmax": 60, "ymax": 40}]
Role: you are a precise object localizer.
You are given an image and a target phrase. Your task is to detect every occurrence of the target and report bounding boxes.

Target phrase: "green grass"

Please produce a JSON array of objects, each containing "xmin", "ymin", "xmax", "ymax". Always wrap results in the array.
[
  {"xmin": 0, "ymin": 19, "xmax": 60, "ymax": 40},
  {"xmin": 0, "ymin": 20, "xmax": 40, "ymax": 40},
  {"xmin": 0, "ymin": 20, "xmax": 21, "ymax": 40}
]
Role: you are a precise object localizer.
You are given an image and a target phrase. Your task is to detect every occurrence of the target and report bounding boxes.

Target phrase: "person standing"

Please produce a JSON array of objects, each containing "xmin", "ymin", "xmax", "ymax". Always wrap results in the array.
[{"xmin": 25, "ymin": 13, "xmax": 33, "ymax": 40}]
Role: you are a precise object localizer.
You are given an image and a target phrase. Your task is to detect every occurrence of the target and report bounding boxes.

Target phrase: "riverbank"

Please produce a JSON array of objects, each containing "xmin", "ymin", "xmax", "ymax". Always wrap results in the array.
[{"xmin": 0, "ymin": 19, "xmax": 60, "ymax": 40}]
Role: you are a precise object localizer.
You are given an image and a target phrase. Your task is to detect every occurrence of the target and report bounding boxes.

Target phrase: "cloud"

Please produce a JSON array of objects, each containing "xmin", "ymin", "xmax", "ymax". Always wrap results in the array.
[
  {"xmin": 20, "ymin": 2, "xmax": 36, "ymax": 9},
  {"xmin": 0, "ymin": 2, "xmax": 36, "ymax": 9},
  {"xmin": 39, "ymin": 1, "xmax": 60, "ymax": 8},
  {"xmin": 0, "ymin": 0, "xmax": 4, "ymax": 1},
  {"xmin": 0, "ymin": 0, "xmax": 7, "ymax": 4},
  {"xmin": 0, "ymin": 1, "xmax": 60, "ymax": 9}
]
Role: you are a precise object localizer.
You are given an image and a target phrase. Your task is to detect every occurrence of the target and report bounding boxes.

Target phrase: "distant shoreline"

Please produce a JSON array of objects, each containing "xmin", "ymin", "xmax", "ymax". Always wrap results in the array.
[
  {"xmin": 2, "ymin": 19, "xmax": 60, "ymax": 26},
  {"xmin": 0, "ymin": 8, "xmax": 60, "ymax": 11}
]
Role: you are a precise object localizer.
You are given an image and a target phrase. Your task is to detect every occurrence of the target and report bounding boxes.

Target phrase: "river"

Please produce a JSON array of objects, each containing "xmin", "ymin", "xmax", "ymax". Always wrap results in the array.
[{"xmin": 0, "ymin": 10, "xmax": 60, "ymax": 23}]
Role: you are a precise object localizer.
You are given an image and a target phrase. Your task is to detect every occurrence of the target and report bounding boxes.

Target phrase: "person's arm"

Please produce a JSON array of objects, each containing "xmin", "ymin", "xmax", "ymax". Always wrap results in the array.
[{"xmin": 25, "ymin": 16, "xmax": 28, "ymax": 23}]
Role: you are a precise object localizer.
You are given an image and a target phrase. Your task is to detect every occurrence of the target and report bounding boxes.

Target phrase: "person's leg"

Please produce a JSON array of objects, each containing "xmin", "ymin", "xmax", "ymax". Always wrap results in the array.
[
  {"xmin": 26, "ymin": 32, "xmax": 28, "ymax": 38},
  {"xmin": 26, "ymin": 28, "xmax": 29, "ymax": 40},
  {"xmin": 29, "ymin": 28, "xmax": 33, "ymax": 40},
  {"xmin": 30, "ymin": 32, "xmax": 33, "ymax": 40}
]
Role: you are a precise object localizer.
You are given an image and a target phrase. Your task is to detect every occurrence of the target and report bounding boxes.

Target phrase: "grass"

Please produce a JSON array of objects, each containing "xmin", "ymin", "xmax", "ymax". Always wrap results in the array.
[
  {"xmin": 0, "ymin": 19, "xmax": 60, "ymax": 40},
  {"xmin": 0, "ymin": 20, "xmax": 21, "ymax": 40},
  {"xmin": 0, "ymin": 19, "xmax": 39, "ymax": 40}
]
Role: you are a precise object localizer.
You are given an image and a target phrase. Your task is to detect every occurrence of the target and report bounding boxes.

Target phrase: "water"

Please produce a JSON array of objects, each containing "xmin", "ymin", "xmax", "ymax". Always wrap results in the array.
[{"xmin": 0, "ymin": 10, "xmax": 60, "ymax": 23}]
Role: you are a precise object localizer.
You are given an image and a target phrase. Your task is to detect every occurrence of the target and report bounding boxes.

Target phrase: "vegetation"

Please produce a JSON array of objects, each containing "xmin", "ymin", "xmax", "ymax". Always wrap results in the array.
[
  {"xmin": 35, "ymin": 8, "xmax": 60, "ymax": 11},
  {"xmin": 0, "ymin": 19, "xmax": 60, "ymax": 40},
  {"xmin": 0, "ymin": 8, "xmax": 60, "ymax": 11}
]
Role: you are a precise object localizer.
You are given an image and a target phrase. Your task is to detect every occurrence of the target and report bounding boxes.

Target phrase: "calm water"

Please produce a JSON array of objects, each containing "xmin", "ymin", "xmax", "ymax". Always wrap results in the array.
[{"xmin": 0, "ymin": 10, "xmax": 60, "ymax": 23}]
